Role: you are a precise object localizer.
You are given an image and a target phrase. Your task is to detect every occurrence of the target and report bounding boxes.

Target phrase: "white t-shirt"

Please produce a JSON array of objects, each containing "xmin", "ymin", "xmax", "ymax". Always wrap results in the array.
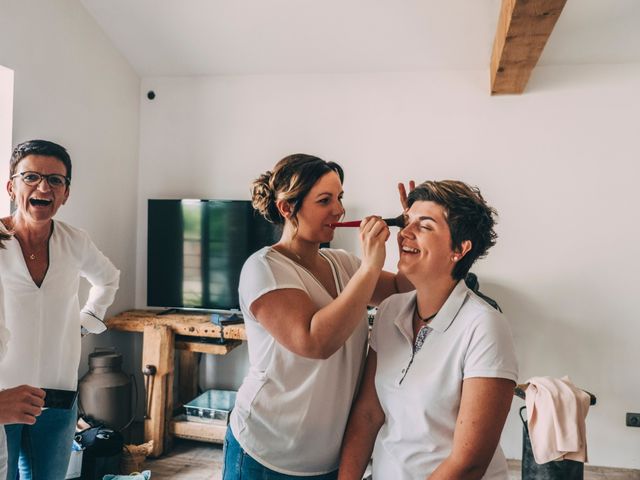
[
  {"xmin": 230, "ymin": 247, "xmax": 369, "ymax": 475},
  {"xmin": 370, "ymin": 280, "xmax": 518, "ymax": 480},
  {"xmin": 0, "ymin": 220, "xmax": 120, "ymax": 390}
]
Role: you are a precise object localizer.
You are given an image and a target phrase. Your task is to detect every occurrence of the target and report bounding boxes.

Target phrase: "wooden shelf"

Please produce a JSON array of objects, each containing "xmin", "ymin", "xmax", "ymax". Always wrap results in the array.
[
  {"xmin": 175, "ymin": 339, "xmax": 241, "ymax": 355},
  {"xmin": 106, "ymin": 309, "xmax": 247, "ymax": 340},
  {"xmin": 170, "ymin": 417, "xmax": 227, "ymax": 444}
]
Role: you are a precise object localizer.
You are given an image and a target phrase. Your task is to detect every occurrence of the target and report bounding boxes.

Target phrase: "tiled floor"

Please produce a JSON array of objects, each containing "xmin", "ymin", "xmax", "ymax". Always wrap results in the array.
[{"xmin": 141, "ymin": 440, "xmax": 640, "ymax": 480}]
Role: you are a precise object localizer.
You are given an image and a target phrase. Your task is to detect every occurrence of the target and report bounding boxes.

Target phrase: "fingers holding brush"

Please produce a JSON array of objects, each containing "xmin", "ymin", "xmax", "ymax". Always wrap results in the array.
[{"xmin": 359, "ymin": 216, "xmax": 390, "ymax": 271}]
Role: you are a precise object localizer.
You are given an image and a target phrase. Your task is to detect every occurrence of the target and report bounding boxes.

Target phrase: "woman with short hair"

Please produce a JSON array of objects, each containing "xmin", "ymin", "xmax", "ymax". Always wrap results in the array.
[
  {"xmin": 339, "ymin": 180, "xmax": 518, "ymax": 480},
  {"xmin": 0, "ymin": 139, "xmax": 120, "ymax": 480}
]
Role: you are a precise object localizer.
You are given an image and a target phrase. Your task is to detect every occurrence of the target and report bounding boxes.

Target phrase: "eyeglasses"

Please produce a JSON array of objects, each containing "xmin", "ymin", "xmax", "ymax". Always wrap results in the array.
[{"xmin": 11, "ymin": 171, "xmax": 70, "ymax": 188}]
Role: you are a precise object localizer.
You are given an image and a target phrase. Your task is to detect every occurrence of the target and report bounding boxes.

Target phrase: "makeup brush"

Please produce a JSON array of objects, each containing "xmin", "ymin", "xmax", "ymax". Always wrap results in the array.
[{"xmin": 330, "ymin": 215, "xmax": 404, "ymax": 228}]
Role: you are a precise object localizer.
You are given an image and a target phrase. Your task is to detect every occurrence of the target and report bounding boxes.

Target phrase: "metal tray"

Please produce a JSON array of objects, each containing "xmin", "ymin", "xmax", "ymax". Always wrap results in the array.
[{"xmin": 184, "ymin": 389, "xmax": 237, "ymax": 425}]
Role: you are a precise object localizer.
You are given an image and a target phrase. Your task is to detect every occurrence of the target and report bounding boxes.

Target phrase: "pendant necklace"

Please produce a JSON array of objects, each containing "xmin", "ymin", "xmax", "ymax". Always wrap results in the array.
[
  {"xmin": 15, "ymin": 234, "xmax": 48, "ymax": 261},
  {"xmin": 27, "ymin": 242, "xmax": 48, "ymax": 261},
  {"xmin": 414, "ymin": 303, "xmax": 438, "ymax": 324}
]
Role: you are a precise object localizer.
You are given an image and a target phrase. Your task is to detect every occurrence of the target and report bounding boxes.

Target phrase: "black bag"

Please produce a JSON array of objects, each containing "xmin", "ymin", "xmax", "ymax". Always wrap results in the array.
[
  {"xmin": 75, "ymin": 425, "xmax": 123, "ymax": 457},
  {"xmin": 519, "ymin": 406, "xmax": 584, "ymax": 480}
]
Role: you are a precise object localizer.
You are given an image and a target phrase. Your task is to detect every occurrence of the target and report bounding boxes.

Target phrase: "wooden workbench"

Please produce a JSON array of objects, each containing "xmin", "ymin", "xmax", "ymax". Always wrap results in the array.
[{"xmin": 106, "ymin": 309, "xmax": 246, "ymax": 457}]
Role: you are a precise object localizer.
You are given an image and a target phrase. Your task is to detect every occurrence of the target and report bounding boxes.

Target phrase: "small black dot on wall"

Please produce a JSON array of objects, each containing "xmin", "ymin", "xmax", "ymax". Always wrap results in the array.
[{"xmin": 147, "ymin": 90, "xmax": 156, "ymax": 100}]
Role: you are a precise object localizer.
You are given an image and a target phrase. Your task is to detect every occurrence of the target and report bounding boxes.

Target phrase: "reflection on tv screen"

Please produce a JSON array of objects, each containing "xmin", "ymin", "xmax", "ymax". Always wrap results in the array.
[{"xmin": 147, "ymin": 199, "xmax": 280, "ymax": 310}]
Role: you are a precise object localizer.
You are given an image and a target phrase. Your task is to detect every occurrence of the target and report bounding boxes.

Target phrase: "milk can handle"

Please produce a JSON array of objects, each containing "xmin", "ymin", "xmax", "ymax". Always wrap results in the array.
[{"xmin": 119, "ymin": 373, "xmax": 138, "ymax": 432}]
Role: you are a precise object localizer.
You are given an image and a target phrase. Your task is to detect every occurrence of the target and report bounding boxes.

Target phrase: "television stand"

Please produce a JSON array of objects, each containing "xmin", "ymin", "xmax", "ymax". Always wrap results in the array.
[
  {"xmin": 156, "ymin": 307, "xmax": 242, "ymax": 316},
  {"xmin": 105, "ymin": 309, "xmax": 246, "ymax": 457}
]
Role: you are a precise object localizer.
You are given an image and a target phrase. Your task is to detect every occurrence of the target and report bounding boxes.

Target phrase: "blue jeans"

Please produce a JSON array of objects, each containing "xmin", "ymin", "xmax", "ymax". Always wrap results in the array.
[
  {"xmin": 222, "ymin": 428, "xmax": 338, "ymax": 480},
  {"xmin": 4, "ymin": 401, "xmax": 77, "ymax": 480}
]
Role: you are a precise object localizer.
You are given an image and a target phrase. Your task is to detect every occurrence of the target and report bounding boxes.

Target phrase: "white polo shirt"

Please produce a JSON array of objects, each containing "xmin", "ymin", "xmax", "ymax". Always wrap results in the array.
[
  {"xmin": 231, "ymin": 247, "xmax": 369, "ymax": 475},
  {"xmin": 370, "ymin": 280, "xmax": 518, "ymax": 480}
]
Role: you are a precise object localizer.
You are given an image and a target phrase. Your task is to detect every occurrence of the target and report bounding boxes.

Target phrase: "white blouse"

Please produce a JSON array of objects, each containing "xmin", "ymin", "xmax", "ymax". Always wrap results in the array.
[
  {"xmin": 0, "ymin": 220, "xmax": 119, "ymax": 390},
  {"xmin": 231, "ymin": 247, "xmax": 368, "ymax": 475}
]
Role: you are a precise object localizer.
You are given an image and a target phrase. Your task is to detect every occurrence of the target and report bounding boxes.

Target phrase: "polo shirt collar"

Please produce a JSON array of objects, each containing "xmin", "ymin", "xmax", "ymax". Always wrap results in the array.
[
  {"xmin": 429, "ymin": 279, "xmax": 469, "ymax": 333},
  {"xmin": 395, "ymin": 280, "xmax": 469, "ymax": 337}
]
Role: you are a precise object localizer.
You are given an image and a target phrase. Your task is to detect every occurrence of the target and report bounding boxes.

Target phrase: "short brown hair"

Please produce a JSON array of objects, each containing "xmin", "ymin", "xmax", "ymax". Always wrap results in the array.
[
  {"xmin": 251, "ymin": 154, "xmax": 344, "ymax": 226},
  {"xmin": 10, "ymin": 140, "xmax": 72, "ymax": 181},
  {"xmin": 407, "ymin": 180, "xmax": 497, "ymax": 280}
]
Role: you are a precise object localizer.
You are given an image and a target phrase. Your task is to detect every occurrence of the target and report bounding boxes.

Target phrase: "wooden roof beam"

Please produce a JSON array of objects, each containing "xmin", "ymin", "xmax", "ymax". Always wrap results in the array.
[{"xmin": 490, "ymin": 0, "xmax": 568, "ymax": 94}]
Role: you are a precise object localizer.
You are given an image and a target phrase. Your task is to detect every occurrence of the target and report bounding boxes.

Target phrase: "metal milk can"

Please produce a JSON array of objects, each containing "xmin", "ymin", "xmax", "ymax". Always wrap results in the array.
[{"xmin": 78, "ymin": 349, "xmax": 133, "ymax": 432}]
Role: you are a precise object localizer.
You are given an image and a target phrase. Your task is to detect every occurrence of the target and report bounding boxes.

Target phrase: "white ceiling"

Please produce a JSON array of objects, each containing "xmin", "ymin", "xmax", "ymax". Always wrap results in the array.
[{"xmin": 80, "ymin": 0, "xmax": 640, "ymax": 77}]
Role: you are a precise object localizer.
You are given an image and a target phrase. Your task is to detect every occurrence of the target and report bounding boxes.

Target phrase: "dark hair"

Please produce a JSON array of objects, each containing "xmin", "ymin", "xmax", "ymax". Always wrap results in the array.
[
  {"xmin": 10, "ymin": 140, "xmax": 72, "ymax": 182},
  {"xmin": 407, "ymin": 180, "xmax": 497, "ymax": 280},
  {"xmin": 251, "ymin": 153, "xmax": 344, "ymax": 226},
  {"xmin": 0, "ymin": 227, "xmax": 9, "ymax": 248}
]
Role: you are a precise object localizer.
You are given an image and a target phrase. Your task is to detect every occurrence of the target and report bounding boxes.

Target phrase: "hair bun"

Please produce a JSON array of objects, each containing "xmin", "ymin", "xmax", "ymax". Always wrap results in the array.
[{"xmin": 251, "ymin": 171, "xmax": 281, "ymax": 224}]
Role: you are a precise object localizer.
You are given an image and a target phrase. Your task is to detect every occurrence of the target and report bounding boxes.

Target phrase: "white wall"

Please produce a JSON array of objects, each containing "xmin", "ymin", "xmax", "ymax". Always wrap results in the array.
[
  {"xmin": 0, "ymin": 0, "xmax": 140, "ymax": 378},
  {"xmin": 0, "ymin": 65, "xmax": 13, "ymax": 217},
  {"xmin": 136, "ymin": 65, "xmax": 640, "ymax": 469}
]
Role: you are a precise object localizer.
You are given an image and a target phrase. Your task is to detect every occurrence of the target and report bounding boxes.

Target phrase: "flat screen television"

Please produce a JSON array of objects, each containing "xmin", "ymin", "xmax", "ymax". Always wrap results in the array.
[{"xmin": 147, "ymin": 199, "xmax": 281, "ymax": 311}]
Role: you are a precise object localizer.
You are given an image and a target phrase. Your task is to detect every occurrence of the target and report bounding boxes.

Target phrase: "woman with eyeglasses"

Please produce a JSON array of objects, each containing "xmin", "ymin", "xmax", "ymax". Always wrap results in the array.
[
  {"xmin": 223, "ymin": 154, "xmax": 412, "ymax": 480},
  {"xmin": 338, "ymin": 180, "xmax": 518, "ymax": 480},
  {"xmin": 0, "ymin": 140, "xmax": 120, "ymax": 480}
]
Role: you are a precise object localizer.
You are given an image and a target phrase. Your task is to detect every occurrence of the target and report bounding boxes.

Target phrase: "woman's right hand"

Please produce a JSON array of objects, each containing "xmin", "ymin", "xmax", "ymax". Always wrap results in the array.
[
  {"xmin": 0, "ymin": 384, "xmax": 45, "ymax": 425},
  {"xmin": 359, "ymin": 216, "xmax": 390, "ymax": 272}
]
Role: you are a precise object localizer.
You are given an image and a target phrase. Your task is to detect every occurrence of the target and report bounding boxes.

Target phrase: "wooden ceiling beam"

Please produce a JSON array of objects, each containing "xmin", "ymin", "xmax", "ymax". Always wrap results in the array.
[{"xmin": 490, "ymin": 0, "xmax": 568, "ymax": 94}]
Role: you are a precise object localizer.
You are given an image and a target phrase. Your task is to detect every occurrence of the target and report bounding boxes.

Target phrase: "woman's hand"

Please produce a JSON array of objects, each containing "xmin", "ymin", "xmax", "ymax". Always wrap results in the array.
[
  {"xmin": 0, "ymin": 384, "xmax": 45, "ymax": 425},
  {"xmin": 398, "ymin": 181, "xmax": 416, "ymax": 211},
  {"xmin": 359, "ymin": 216, "xmax": 390, "ymax": 272}
]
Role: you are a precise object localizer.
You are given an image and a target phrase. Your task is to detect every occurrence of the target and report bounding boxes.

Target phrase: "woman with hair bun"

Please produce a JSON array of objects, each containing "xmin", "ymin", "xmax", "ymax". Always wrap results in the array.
[{"xmin": 223, "ymin": 153, "xmax": 411, "ymax": 479}]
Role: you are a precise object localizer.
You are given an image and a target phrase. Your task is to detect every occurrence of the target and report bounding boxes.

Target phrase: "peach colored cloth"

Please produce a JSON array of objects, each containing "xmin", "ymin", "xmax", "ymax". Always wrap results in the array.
[{"xmin": 525, "ymin": 376, "xmax": 591, "ymax": 463}]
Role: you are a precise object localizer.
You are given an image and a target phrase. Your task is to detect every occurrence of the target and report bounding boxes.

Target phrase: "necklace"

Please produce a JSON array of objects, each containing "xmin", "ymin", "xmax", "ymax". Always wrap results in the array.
[
  {"xmin": 14, "ymin": 233, "xmax": 48, "ymax": 261},
  {"xmin": 275, "ymin": 243, "xmax": 318, "ymax": 266},
  {"xmin": 26, "ymin": 242, "xmax": 48, "ymax": 261},
  {"xmin": 7, "ymin": 220, "xmax": 53, "ymax": 261},
  {"xmin": 414, "ymin": 304, "xmax": 438, "ymax": 323}
]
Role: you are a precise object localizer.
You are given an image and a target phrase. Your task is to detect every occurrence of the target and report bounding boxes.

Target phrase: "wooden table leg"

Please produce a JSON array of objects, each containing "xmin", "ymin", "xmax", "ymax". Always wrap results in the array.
[
  {"xmin": 178, "ymin": 350, "xmax": 200, "ymax": 406},
  {"xmin": 142, "ymin": 324, "xmax": 174, "ymax": 457}
]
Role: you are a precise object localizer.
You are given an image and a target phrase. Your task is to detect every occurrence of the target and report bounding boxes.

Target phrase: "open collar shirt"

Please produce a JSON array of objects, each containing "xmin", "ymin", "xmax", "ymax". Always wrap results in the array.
[
  {"xmin": 0, "ymin": 220, "xmax": 119, "ymax": 391},
  {"xmin": 370, "ymin": 280, "xmax": 518, "ymax": 480}
]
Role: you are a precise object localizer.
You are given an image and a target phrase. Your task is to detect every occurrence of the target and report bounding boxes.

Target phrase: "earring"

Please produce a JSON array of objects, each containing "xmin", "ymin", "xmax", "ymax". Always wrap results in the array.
[{"xmin": 452, "ymin": 256, "xmax": 459, "ymax": 262}]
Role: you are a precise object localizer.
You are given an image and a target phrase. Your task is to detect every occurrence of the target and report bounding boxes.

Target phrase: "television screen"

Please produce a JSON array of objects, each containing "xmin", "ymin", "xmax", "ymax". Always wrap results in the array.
[{"xmin": 147, "ymin": 199, "xmax": 281, "ymax": 310}]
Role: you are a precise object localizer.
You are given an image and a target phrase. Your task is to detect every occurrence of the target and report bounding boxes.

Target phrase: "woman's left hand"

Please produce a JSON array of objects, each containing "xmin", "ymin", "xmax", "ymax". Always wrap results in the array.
[{"xmin": 398, "ymin": 181, "xmax": 416, "ymax": 211}]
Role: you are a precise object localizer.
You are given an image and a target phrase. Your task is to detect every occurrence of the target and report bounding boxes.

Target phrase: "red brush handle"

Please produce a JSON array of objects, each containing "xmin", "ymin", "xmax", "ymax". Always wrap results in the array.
[
  {"xmin": 330, "ymin": 220, "xmax": 361, "ymax": 227},
  {"xmin": 330, "ymin": 216, "xmax": 404, "ymax": 228}
]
